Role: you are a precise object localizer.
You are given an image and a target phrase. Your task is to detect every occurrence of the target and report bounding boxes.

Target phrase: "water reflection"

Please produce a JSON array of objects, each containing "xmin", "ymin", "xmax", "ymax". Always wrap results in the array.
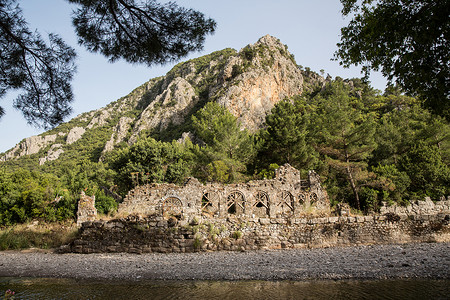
[{"xmin": 1, "ymin": 278, "xmax": 448, "ymax": 299}]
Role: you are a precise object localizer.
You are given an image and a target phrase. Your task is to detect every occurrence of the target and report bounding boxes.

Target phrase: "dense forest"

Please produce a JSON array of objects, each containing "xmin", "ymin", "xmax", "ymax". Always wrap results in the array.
[{"xmin": 0, "ymin": 77, "xmax": 449, "ymax": 226}]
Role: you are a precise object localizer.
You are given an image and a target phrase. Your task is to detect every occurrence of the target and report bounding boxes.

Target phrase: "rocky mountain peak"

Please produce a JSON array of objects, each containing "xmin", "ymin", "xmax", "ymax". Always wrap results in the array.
[
  {"xmin": 255, "ymin": 34, "xmax": 288, "ymax": 52},
  {"xmin": 1, "ymin": 36, "xmax": 321, "ymax": 164}
]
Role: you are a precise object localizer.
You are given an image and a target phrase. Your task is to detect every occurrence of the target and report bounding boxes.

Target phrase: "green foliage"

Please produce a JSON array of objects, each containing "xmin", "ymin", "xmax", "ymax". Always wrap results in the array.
[
  {"xmin": 372, "ymin": 164, "xmax": 411, "ymax": 203},
  {"xmin": 205, "ymin": 160, "xmax": 229, "ymax": 183},
  {"xmin": 108, "ymin": 137, "xmax": 193, "ymax": 193},
  {"xmin": 193, "ymin": 235, "xmax": 202, "ymax": 250},
  {"xmin": 257, "ymin": 163, "xmax": 280, "ymax": 180},
  {"xmin": 310, "ymin": 81, "xmax": 377, "ymax": 209},
  {"xmin": 399, "ymin": 142, "xmax": 450, "ymax": 199},
  {"xmin": 0, "ymin": 168, "xmax": 77, "ymax": 226},
  {"xmin": 191, "ymin": 102, "xmax": 257, "ymax": 182},
  {"xmin": 232, "ymin": 230, "xmax": 242, "ymax": 239},
  {"xmin": 1, "ymin": 75, "xmax": 449, "ymax": 223},
  {"xmin": 94, "ymin": 190, "xmax": 118, "ymax": 215},
  {"xmin": 260, "ymin": 97, "xmax": 318, "ymax": 170},
  {"xmin": 336, "ymin": 0, "xmax": 449, "ymax": 120}
]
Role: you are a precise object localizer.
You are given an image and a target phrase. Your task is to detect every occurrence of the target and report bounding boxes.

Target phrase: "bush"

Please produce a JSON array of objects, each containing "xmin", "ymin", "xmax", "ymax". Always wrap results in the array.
[
  {"xmin": 0, "ymin": 223, "xmax": 78, "ymax": 250},
  {"xmin": 95, "ymin": 190, "xmax": 118, "ymax": 215}
]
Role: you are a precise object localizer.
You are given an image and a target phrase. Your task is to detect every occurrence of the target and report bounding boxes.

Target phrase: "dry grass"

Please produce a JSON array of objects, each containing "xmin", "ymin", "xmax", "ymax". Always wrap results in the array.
[{"xmin": 0, "ymin": 222, "xmax": 78, "ymax": 251}]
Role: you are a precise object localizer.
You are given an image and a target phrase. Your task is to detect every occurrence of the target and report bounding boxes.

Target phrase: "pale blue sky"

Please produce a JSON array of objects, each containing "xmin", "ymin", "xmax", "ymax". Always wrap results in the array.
[{"xmin": 0, "ymin": 0, "xmax": 386, "ymax": 153}]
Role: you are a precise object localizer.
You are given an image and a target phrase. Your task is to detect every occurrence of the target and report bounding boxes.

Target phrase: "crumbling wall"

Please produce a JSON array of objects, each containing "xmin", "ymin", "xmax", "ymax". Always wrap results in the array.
[
  {"xmin": 381, "ymin": 197, "xmax": 450, "ymax": 217},
  {"xmin": 118, "ymin": 164, "xmax": 330, "ymax": 222},
  {"xmin": 77, "ymin": 191, "xmax": 97, "ymax": 227},
  {"xmin": 66, "ymin": 211, "xmax": 449, "ymax": 254},
  {"xmin": 68, "ymin": 164, "xmax": 449, "ymax": 254}
]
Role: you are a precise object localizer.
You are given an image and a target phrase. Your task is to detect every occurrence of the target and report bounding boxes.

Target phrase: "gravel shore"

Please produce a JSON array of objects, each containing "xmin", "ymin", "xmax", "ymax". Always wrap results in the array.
[{"xmin": 0, "ymin": 243, "xmax": 449, "ymax": 281}]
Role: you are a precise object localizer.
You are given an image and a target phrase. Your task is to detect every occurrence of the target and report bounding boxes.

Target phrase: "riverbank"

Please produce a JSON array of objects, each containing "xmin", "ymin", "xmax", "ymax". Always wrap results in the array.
[{"xmin": 0, "ymin": 243, "xmax": 448, "ymax": 281}]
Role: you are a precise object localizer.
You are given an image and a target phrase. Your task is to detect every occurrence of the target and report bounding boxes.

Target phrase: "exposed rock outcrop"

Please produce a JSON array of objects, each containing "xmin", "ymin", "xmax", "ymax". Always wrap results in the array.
[
  {"xmin": 129, "ymin": 77, "xmax": 198, "ymax": 143},
  {"xmin": 1, "ymin": 35, "xmax": 322, "ymax": 162},
  {"xmin": 217, "ymin": 35, "xmax": 304, "ymax": 131},
  {"xmin": 102, "ymin": 117, "xmax": 134, "ymax": 154},
  {"xmin": 87, "ymin": 110, "xmax": 111, "ymax": 129},
  {"xmin": 39, "ymin": 144, "xmax": 64, "ymax": 165},
  {"xmin": 66, "ymin": 127, "xmax": 86, "ymax": 144},
  {"xmin": 1, "ymin": 134, "xmax": 62, "ymax": 161}
]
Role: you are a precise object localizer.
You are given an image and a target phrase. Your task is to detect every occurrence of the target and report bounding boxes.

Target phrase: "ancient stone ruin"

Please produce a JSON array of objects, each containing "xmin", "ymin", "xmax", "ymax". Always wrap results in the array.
[
  {"xmin": 76, "ymin": 191, "xmax": 97, "ymax": 227},
  {"xmin": 68, "ymin": 165, "xmax": 449, "ymax": 254},
  {"xmin": 118, "ymin": 164, "xmax": 330, "ymax": 223}
]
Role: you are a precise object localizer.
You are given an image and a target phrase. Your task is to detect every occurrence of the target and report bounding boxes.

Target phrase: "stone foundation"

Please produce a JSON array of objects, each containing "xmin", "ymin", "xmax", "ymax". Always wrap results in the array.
[{"xmin": 66, "ymin": 212, "xmax": 449, "ymax": 254}]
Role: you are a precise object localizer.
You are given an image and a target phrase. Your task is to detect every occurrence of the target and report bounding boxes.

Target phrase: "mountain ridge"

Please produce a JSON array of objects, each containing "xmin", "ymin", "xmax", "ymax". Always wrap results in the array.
[{"xmin": 1, "ymin": 35, "xmax": 325, "ymax": 165}]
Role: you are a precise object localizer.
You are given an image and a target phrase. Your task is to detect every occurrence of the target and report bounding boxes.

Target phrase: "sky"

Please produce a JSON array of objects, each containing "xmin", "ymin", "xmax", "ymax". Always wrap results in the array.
[{"xmin": 0, "ymin": 0, "xmax": 387, "ymax": 153}]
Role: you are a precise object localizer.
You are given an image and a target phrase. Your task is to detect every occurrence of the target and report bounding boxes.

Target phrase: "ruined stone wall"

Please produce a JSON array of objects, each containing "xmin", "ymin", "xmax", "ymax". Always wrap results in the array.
[
  {"xmin": 77, "ymin": 192, "xmax": 97, "ymax": 227},
  {"xmin": 118, "ymin": 164, "xmax": 330, "ymax": 222},
  {"xmin": 381, "ymin": 197, "xmax": 450, "ymax": 217},
  {"xmin": 68, "ymin": 164, "xmax": 449, "ymax": 254},
  {"xmin": 66, "ymin": 211, "xmax": 449, "ymax": 254}
]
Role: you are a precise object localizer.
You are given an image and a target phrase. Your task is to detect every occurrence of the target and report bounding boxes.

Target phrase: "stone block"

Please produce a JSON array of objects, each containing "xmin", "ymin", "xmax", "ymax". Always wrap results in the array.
[
  {"xmin": 157, "ymin": 220, "xmax": 168, "ymax": 227},
  {"xmin": 259, "ymin": 218, "xmax": 270, "ymax": 225},
  {"xmin": 356, "ymin": 216, "xmax": 365, "ymax": 223},
  {"xmin": 364, "ymin": 216, "xmax": 374, "ymax": 222},
  {"xmin": 328, "ymin": 217, "xmax": 339, "ymax": 223}
]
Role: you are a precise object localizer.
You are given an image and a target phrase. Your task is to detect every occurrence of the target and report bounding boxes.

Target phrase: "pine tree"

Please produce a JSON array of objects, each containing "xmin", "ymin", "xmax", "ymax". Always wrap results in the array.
[
  {"xmin": 312, "ymin": 82, "xmax": 377, "ymax": 210},
  {"xmin": 191, "ymin": 102, "xmax": 256, "ymax": 182},
  {"xmin": 261, "ymin": 97, "xmax": 317, "ymax": 170}
]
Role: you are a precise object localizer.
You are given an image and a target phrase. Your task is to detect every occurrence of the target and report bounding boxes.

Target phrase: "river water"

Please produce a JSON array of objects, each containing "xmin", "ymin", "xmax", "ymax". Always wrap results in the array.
[{"xmin": 1, "ymin": 278, "xmax": 449, "ymax": 299}]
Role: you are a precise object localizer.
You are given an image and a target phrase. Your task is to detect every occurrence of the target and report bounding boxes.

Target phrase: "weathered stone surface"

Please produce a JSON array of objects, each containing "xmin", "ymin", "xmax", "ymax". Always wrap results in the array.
[
  {"xmin": 129, "ymin": 77, "xmax": 197, "ymax": 144},
  {"xmin": 1, "ymin": 35, "xmax": 326, "ymax": 160},
  {"xmin": 77, "ymin": 191, "xmax": 97, "ymax": 227},
  {"xmin": 70, "ymin": 162, "xmax": 449, "ymax": 254},
  {"xmin": 1, "ymin": 134, "xmax": 59, "ymax": 161},
  {"xmin": 66, "ymin": 127, "xmax": 86, "ymax": 144},
  {"xmin": 380, "ymin": 198, "xmax": 449, "ymax": 216},
  {"xmin": 68, "ymin": 211, "xmax": 449, "ymax": 254},
  {"xmin": 87, "ymin": 109, "xmax": 111, "ymax": 129},
  {"xmin": 101, "ymin": 116, "xmax": 134, "ymax": 155},
  {"xmin": 39, "ymin": 144, "xmax": 64, "ymax": 165},
  {"xmin": 118, "ymin": 164, "xmax": 330, "ymax": 219},
  {"xmin": 217, "ymin": 35, "xmax": 304, "ymax": 131}
]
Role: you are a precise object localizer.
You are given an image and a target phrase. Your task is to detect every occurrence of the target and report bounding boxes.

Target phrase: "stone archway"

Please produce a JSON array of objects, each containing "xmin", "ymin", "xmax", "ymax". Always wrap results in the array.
[
  {"xmin": 309, "ymin": 192, "xmax": 319, "ymax": 205},
  {"xmin": 201, "ymin": 191, "xmax": 219, "ymax": 216},
  {"xmin": 298, "ymin": 193, "xmax": 307, "ymax": 205},
  {"xmin": 227, "ymin": 190, "xmax": 245, "ymax": 215},
  {"xmin": 253, "ymin": 191, "xmax": 270, "ymax": 217},
  {"xmin": 277, "ymin": 191, "xmax": 294, "ymax": 216},
  {"xmin": 162, "ymin": 197, "xmax": 183, "ymax": 219}
]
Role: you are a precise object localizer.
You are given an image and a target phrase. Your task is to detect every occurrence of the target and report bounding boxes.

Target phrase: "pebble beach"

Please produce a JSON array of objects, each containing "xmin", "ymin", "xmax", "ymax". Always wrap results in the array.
[{"xmin": 0, "ymin": 243, "xmax": 449, "ymax": 281}]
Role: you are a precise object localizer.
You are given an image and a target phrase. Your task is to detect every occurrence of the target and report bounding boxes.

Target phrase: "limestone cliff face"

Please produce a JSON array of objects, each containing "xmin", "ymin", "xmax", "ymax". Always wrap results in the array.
[
  {"xmin": 128, "ymin": 77, "xmax": 198, "ymax": 144},
  {"xmin": 216, "ymin": 35, "xmax": 304, "ymax": 131},
  {"xmin": 1, "ymin": 134, "xmax": 63, "ymax": 162},
  {"xmin": 1, "ymin": 35, "xmax": 321, "ymax": 164}
]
